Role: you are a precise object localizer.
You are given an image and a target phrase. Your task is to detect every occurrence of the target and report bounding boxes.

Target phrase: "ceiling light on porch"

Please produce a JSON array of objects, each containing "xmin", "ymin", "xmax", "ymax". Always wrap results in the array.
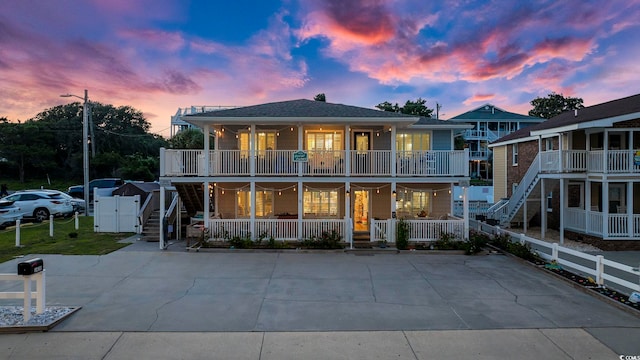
[
  {"xmin": 433, "ymin": 191, "xmax": 437, "ymax": 197},
  {"xmin": 278, "ymin": 191, "xmax": 282, "ymax": 196},
  {"xmin": 290, "ymin": 127, "xmax": 294, "ymax": 131},
  {"xmin": 277, "ymin": 132, "xmax": 280, "ymax": 136},
  {"xmin": 293, "ymin": 186, "xmax": 296, "ymax": 192},
  {"xmin": 392, "ymin": 190, "xmax": 397, "ymax": 197},
  {"xmin": 222, "ymin": 190, "xmax": 225, "ymax": 195},
  {"xmin": 376, "ymin": 188, "xmax": 380, "ymax": 194}
]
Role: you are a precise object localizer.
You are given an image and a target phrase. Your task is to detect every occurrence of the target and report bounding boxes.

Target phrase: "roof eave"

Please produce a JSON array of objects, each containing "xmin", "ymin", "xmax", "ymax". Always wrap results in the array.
[{"xmin": 488, "ymin": 135, "xmax": 539, "ymax": 148}]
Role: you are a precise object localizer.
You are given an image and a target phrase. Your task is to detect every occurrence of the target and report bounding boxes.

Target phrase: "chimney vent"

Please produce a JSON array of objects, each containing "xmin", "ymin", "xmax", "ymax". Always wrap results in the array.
[{"xmin": 574, "ymin": 109, "xmax": 578, "ymax": 117}]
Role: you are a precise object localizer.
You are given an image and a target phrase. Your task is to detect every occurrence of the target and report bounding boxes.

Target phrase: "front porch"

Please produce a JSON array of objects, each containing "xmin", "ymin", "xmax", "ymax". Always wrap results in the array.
[
  {"xmin": 564, "ymin": 208, "xmax": 640, "ymax": 239},
  {"xmin": 197, "ymin": 217, "xmax": 465, "ymax": 244}
]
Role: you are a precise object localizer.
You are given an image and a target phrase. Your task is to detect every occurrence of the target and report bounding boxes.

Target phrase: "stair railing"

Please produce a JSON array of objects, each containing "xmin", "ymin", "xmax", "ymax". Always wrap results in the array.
[
  {"xmin": 137, "ymin": 193, "xmax": 155, "ymax": 234},
  {"xmin": 503, "ymin": 153, "xmax": 541, "ymax": 224}
]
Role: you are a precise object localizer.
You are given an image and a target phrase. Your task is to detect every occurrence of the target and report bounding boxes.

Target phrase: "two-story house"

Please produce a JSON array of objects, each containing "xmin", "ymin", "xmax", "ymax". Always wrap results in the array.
[
  {"xmin": 448, "ymin": 104, "xmax": 544, "ymax": 180},
  {"xmin": 488, "ymin": 94, "xmax": 640, "ymax": 249},
  {"xmin": 158, "ymin": 99, "xmax": 472, "ymax": 247}
]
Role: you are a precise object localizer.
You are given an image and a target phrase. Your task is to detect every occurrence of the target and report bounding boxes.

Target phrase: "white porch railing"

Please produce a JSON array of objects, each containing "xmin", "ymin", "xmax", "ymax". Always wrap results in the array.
[
  {"xmin": 161, "ymin": 149, "xmax": 468, "ymax": 177},
  {"xmin": 206, "ymin": 219, "xmax": 346, "ymax": 241},
  {"xmin": 564, "ymin": 208, "xmax": 639, "ymax": 239},
  {"xmin": 539, "ymin": 149, "xmax": 640, "ymax": 174},
  {"xmin": 370, "ymin": 219, "xmax": 464, "ymax": 242}
]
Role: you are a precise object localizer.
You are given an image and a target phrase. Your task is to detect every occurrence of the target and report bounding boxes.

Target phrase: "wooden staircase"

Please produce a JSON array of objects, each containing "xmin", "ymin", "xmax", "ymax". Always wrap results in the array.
[
  {"xmin": 174, "ymin": 183, "xmax": 205, "ymax": 216},
  {"xmin": 141, "ymin": 210, "xmax": 161, "ymax": 242}
]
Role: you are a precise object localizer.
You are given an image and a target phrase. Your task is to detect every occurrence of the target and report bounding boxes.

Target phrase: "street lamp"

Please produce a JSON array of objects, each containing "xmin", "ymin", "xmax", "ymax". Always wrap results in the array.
[{"xmin": 60, "ymin": 89, "xmax": 90, "ymax": 216}]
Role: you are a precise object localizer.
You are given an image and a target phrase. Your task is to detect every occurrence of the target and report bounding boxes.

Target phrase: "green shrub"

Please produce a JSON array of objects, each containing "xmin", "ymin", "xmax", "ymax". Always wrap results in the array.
[
  {"xmin": 433, "ymin": 232, "xmax": 464, "ymax": 250},
  {"xmin": 228, "ymin": 233, "xmax": 253, "ymax": 249},
  {"xmin": 302, "ymin": 230, "xmax": 343, "ymax": 249},
  {"xmin": 395, "ymin": 219, "xmax": 410, "ymax": 250},
  {"xmin": 464, "ymin": 231, "xmax": 489, "ymax": 254}
]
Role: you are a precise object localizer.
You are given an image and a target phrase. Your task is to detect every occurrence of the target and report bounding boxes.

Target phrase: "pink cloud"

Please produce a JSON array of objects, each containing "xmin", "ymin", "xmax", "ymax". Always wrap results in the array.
[
  {"xmin": 118, "ymin": 29, "xmax": 186, "ymax": 52},
  {"xmin": 463, "ymin": 93, "xmax": 495, "ymax": 105}
]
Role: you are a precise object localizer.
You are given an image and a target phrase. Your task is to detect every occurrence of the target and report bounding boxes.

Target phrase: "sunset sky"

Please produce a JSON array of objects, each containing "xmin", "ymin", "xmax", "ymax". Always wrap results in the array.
[{"xmin": 2, "ymin": 0, "xmax": 640, "ymax": 136}]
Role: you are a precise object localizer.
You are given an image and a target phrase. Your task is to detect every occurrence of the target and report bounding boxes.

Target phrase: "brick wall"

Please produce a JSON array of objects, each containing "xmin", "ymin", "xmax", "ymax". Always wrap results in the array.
[{"xmin": 506, "ymin": 140, "xmax": 538, "ymax": 197}]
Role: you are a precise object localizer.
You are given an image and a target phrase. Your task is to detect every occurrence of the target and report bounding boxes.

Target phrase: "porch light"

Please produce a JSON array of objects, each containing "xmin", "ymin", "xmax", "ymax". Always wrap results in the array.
[
  {"xmin": 376, "ymin": 188, "xmax": 380, "ymax": 194},
  {"xmin": 277, "ymin": 132, "xmax": 280, "ymax": 136},
  {"xmin": 392, "ymin": 190, "xmax": 397, "ymax": 197},
  {"xmin": 278, "ymin": 191, "xmax": 282, "ymax": 196},
  {"xmin": 222, "ymin": 190, "xmax": 225, "ymax": 195},
  {"xmin": 290, "ymin": 127, "xmax": 294, "ymax": 131},
  {"xmin": 293, "ymin": 186, "xmax": 296, "ymax": 192},
  {"xmin": 346, "ymin": 189, "xmax": 350, "ymax": 196},
  {"xmin": 433, "ymin": 192, "xmax": 437, "ymax": 197}
]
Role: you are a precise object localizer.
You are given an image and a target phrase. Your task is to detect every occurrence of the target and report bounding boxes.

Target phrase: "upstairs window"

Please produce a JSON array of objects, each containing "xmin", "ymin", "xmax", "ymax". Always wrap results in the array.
[
  {"xmin": 512, "ymin": 144, "xmax": 518, "ymax": 165},
  {"xmin": 396, "ymin": 132, "xmax": 431, "ymax": 153}
]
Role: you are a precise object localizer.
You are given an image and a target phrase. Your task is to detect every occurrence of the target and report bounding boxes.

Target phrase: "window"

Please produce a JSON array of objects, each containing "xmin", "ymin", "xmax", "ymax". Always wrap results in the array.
[
  {"xmin": 396, "ymin": 189, "xmax": 431, "ymax": 217},
  {"xmin": 545, "ymin": 139, "xmax": 553, "ymax": 151},
  {"xmin": 396, "ymin": 132, "xmax": 431, "ymax": 152},
  {"xmin": 237, "ymin": 190, "xmax": 273, "ymax": 217},
  {"xmin": 238, "ymin": 131, "xmax": 276, "ymax": 154},
  {"xmin": 306, "ymin": 132, "xmax": 342, "ymax": 151},
  {"xmin": 303, "ymin": 190, "xmax": 339, "ymax": 217},
  {"xmin": 512, "ymin": 144, "xmax": 518, "ymax": 165}
]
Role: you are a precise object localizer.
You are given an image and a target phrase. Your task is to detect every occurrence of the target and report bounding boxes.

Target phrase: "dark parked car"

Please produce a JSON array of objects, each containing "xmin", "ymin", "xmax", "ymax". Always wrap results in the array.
[{"xmin": 68, "ymin": 178, "xmax": 124, "ymax": 201}]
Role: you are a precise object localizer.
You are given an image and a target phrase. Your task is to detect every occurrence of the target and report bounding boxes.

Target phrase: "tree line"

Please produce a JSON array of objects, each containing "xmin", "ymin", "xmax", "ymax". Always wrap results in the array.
[{"xmin": 0, "ymin": 102, "xmax": 168, "ymax": 183}]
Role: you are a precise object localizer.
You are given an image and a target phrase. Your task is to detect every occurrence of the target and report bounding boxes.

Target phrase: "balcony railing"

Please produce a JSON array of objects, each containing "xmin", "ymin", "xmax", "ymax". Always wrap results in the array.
[
  {"xmin": 564, "ymin": 208, "xmax": 640, "ymax": 239},
  {"xmin": 539, "ymin": 149, "xmax": 640, "ymax": 174},
  {"xmin": 161, "ymin": 149, "xmax": 468, "ymax": 177}
]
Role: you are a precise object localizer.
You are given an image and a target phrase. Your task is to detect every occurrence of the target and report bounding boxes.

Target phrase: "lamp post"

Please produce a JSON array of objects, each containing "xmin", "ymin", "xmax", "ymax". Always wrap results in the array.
[{"xmin": 60, "ymin": 89, "xmax": 90, "ymax": 216}]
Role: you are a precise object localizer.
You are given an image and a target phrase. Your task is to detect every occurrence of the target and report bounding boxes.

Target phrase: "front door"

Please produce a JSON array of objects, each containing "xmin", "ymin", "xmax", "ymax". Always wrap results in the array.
[
  {"xmin": 353, "ymin": 190, "xmax": 370, "ymax": 232},
  {"xmin": 354, "ymin": 132, "xmax": 371, "ymax": 173}
]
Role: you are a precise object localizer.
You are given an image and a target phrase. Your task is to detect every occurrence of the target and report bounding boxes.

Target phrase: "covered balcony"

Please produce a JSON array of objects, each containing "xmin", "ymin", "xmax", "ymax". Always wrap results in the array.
[
  {"xmin": 160, "ymin": 149, "xmax": 469, "ymax": 177},
  {"xmin": 540, "ymin": 149, "xmax": 640, "ymax": 174}
]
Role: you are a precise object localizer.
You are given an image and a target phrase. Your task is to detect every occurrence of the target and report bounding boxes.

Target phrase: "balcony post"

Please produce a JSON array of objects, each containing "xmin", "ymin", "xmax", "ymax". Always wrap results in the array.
[
  {"xmin": 603, "ymin": 180, "xmax": 609, "ymax": 237},
  {"xmin": 250, "ymin": 182, "xmax": 256, "ymax": 240},
  {"xmin": 391, "ymin": 125, "xmax": 397, "ymax": 177},
  {"xmin": 345, "ymin": 125, "xmax": 351, "ymax": 176},
  {"xmin": 203, "ymin": 124, "xmax": 210, "ymax": 176},
  {"xmin": 160, "ymin": 147, "xmax": 165, "ymax": 176},
  {"xmin": 250, "ymin": 124, "xmax": 256, "ymax": 177},
  {"xmin": 298, "ymin": 125, "xmax": 303, "ymax": 177},
  {"xmin": 559, "ymin": 178, "xmax": 565, "ymax": 245},
  {"xmin": 628, "ymin": 181, "xmax": 633, "ymax": 238},
  {"xmin": 297, "ymin": 180, "xmax": 303, "ymax": 240}
]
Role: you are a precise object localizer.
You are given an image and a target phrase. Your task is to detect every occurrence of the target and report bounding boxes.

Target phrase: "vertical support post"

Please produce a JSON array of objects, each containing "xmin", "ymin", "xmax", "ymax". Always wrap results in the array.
[
  {"xmin": 298, "ymin": 125, "xmax": 303, "ymax": 177},
  {"xmin": 159, "ymin": 185, "xmax": 165, "ymax": 249},
  {"xmin": 15, "ymin": 219, "xmax": 21, "ymax": 247},
  {"xmin": 603, "ymin": 180, "xmax": 609, "ymax": 238},
  {"xmin": 204, "ymin": 181, "xmax": 210, "ymax": 223},
  {"xmin": 250, "ymin": 124, "xmax": 256, "ymax": 177},
  {"xmin": 297, "ymin": 180, "xmax": 303, "ymax": 240},
  {"xmin": 36, "ymin": 271, "xmax": 45, "ymax": 314},
  {"xmin": 627, "ymin": 181, "xmax": 633, "ymax": 238},
  {"xmin": 552, "ymin": 242, "xmax": 559, "ymax": 261},
  {"xmin": 159, "ymin": 147, "xmax": 165, "ymax": 176},
  {"xmin": 595, "ymin": 255, "xmax": 604, "ymax": 286},
  {"xmin": 559, "ymin": 178, "xmax": 565, "ymax": 245},
  {"xmin": 463, "ymin": 185, "xmax": 469, "ymax": 240},
  {"xmin": 82, "ymin": 89, "xmax": 90, "ymax": 217},
  {"xmin": 75, "ymin": 212, "xmax": 79, "ymax": 230},
  {"xmin": 345, "ymin": 125, "xmax": 351, "ymax": 176},
  {"xmin": 250, "ymin": 182, "xmax": 256, "ymax": 240},
  {"xmin": 540, "ymin": 178, "xmax": 546, "ymax": 240},
  {"xmin": 49, "ymin": 215, "xmax": 54, "ymax": 237},
  {"xmin": 390, "ymin": 125, "xmax": 397, "ymax": 177},
  {"xmin": 523, "ymin": 198, "xmax": 528, "ymax": 234},
  {"xmin": 23, "ymin": 276, "xmax": 32, "ymax": 322},
  {"xmin": 345, "ymin": 182, "xmax": 351, "ymax": 249},
  {"xmin": 203, "ymin": 124, "xmax": 210, "ymax": 177}
]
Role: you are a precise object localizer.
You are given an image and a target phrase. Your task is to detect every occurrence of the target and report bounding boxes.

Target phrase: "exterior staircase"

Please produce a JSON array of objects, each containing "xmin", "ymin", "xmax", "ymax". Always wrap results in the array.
[
  {"xmin": 141, "ymin": 210, "xmax": 161, "ymax": 242},
  {"xmin": 488, "ymin": 153, "xmax": 542, "ymax": 227},
  {"xmin": 352, "ymin": 232, "xmax": 372, "ymax": 248},
  {"xmin": 175, "ymin": 183, "xmax": 205, "ymax": 216}
]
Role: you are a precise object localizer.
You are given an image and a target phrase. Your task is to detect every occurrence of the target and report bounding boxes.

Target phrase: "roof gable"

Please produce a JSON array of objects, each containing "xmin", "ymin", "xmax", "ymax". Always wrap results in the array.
[{"xmin": 449, "ymin": 103, "xmax": 542, "ymax": 122}]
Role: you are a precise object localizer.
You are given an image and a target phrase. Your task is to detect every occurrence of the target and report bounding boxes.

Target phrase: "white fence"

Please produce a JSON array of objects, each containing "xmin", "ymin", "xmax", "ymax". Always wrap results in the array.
[
  {"xmin": 206, "ymin": 219, "xmax": 346, "ymax": 241},
  {"xmin": 94, "ymin": 195, "xmax": 141, "ymax": 233},
  {"xmin": 472, "ymin": 220, "xmax": 640, "ymax": 295}
]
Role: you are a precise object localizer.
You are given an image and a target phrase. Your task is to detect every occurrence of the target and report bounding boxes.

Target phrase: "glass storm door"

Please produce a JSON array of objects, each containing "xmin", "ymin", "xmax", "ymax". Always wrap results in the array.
[{"xmin": 353, "ymin": 190, "xmax": 370, "ymax": 232}]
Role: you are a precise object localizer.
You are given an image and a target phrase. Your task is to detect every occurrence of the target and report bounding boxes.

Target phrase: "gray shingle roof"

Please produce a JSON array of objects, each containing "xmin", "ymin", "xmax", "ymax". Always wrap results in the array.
[
  {"xmin": 187, "ymin": 99, "xmax": 418, "ymax": 118},
  {"xmin": 492, "ymin": 93, "xmax": 640, "ymax": 145}
]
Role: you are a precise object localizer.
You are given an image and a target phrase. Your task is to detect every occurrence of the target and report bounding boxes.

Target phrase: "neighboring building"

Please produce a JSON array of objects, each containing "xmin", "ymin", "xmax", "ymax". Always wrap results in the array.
[
  {"xmin": 448, "ymin": 104, "xmax": 544, "ymax": 180},
  {"xmin": 159, "ymin": 99, "xmax": 472, "ymax": 246},
  {"xmin": 170, "ymin": 105, "xmax": 237, "ymax": 137},
  {"xmin": 488, "ymin": 94, "xmax": 640, "ymax": 249}
]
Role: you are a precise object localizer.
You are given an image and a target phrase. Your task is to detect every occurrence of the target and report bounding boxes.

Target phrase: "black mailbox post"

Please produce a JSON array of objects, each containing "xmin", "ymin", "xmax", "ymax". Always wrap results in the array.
[{"xmin": 17, "ymin": 258, "xmax": 44, "ymax": 275}]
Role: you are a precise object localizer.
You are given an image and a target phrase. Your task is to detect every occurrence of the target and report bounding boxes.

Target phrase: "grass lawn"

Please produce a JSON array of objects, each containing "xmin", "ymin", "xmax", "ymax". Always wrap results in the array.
[{"xmin": 0, "ymin": 216, "xmax": 134, "ymax": 264}]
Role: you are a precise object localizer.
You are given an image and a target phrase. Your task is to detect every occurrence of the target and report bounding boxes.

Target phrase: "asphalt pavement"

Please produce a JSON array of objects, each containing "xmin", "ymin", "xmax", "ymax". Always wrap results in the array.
[{"xmin": 1, "ymin": 238, "xmax": 639, "ymax": 359}]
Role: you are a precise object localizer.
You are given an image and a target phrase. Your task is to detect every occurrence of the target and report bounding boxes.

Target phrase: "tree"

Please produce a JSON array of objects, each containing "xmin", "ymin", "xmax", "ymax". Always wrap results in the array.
[
  {"xmin": 168, "ymin": 128, "xmax": 214, "ymax": 149},
  {"xmin": 0, "ymin": 119, "xmax": 57, "ymax": 182},
  {"xmin": 376, "ymin": 98, "xmax": 434, "ymax": 117},
  {"xmin": 314, "ymin": 93, "xmax": 326, "ymax": 102},
  {"xmin": 528, "ymin": 92, "xmax": 584, "ymax": 119}
]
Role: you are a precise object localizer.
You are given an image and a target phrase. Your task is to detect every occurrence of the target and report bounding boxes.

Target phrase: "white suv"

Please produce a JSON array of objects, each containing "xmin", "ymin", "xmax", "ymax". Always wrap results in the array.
[{"xmin": 2, "ymin": 190, "xmax": 74, "ymax": 222}]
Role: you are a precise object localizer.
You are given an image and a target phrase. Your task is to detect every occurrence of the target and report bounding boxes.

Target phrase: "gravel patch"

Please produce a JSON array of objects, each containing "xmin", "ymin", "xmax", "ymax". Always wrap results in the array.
[{"xmin": 0, "ymin": 306, "xmax": 79, "ymax": 330}]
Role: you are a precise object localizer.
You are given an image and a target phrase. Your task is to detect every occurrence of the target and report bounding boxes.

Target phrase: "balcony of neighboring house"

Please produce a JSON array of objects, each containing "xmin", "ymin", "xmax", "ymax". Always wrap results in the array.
[
  {"xmin": 469, "ymin": 150, "xmax": 490, "ymax": 161},
  {"xmin": 160, "ymin": 149, "xmax": 469, "ymax": 178},
  {"xmin": 539, "ymin": 149, "xmax": 640, "ymax": 174}
]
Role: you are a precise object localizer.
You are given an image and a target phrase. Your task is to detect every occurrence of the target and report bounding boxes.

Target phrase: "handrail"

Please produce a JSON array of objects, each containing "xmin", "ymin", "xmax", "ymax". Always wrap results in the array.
[
  {"xmin": 138, "ymin": 193, "xmax": 155, "ymax": 234},
  {"xmin": 504, "ymin": 153, "xmax": 540, "ymax": 222}
]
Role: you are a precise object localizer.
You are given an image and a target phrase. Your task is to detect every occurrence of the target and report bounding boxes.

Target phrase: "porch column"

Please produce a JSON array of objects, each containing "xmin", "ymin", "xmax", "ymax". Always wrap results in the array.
[
  {"xmin": 585, "ymin": 180, "xmax": 592, "ymax": 233},
  {"xmin": 159, "ymin": 185, "xmax": 165, "ymax": 250},
  {"xmin": 298, "ymin": 125, "xmax": 303, "ymax": 177},
  {"xmin": 345, "ymin": 125, "xmax": 351, "ymax": 176},
  {"xmin": 628, "ymin": 181, "xmax": 633, "ymax": 238},
  {"xmin": 391, "ymin": 182, "xmax": 397, "ymax": 242},
  {"xmin": 297, "ymin": 180, "xmax": 303, "ymax": 240},
  {"xmin": 250, "ymin": 182, "xmax": 256, "ymax": 240},
  {"xmin": 345, "ymin": 182, "xmax": 351, "ymax": 249},
  {"xmin": 540, "ymin": 178, "xmax": 546, "ymax": 240},
  {"xmin": 204, "ymin": 181, "xmax": 210, "ymax": 222},
  {"xmin": 559, "ymin": 178, "xmax": 565, "ymax": 245},
  {"xmin": 250, "ymin": 124, "xmax": 256, "ymax": 176},
  {"xmin": 214, "ymin": 183, "xmax": 219, "ymax": 217},
  {"xmin": 603, "ymin": 180, "xmax": 609, "ymax": 237},
  {"xmin": 391, "ymin": 125, "xmax": 397, "ymax": 177},
  {"xmin": 463, "ymin": 184, "xmax": 469, "ymax": 240},
  {"xmin": 203, "ymin": 124, "xmax": 210, "ymax": 176}
]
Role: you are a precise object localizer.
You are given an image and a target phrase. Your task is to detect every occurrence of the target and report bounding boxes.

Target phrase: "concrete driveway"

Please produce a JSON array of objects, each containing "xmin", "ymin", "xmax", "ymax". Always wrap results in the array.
[{"xmin": 1, "ymin": 239, "xmax": 639, "ymax": 358}]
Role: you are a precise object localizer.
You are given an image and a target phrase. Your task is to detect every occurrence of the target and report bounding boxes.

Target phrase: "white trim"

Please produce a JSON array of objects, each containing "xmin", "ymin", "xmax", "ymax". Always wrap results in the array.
[
  {"xmin": 488, "ymin": 135, "xmax": 538, "ymax": 147},
  {"xmin": 530, "ymin": 111, "xmax": 640, "ymax": 137}
]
